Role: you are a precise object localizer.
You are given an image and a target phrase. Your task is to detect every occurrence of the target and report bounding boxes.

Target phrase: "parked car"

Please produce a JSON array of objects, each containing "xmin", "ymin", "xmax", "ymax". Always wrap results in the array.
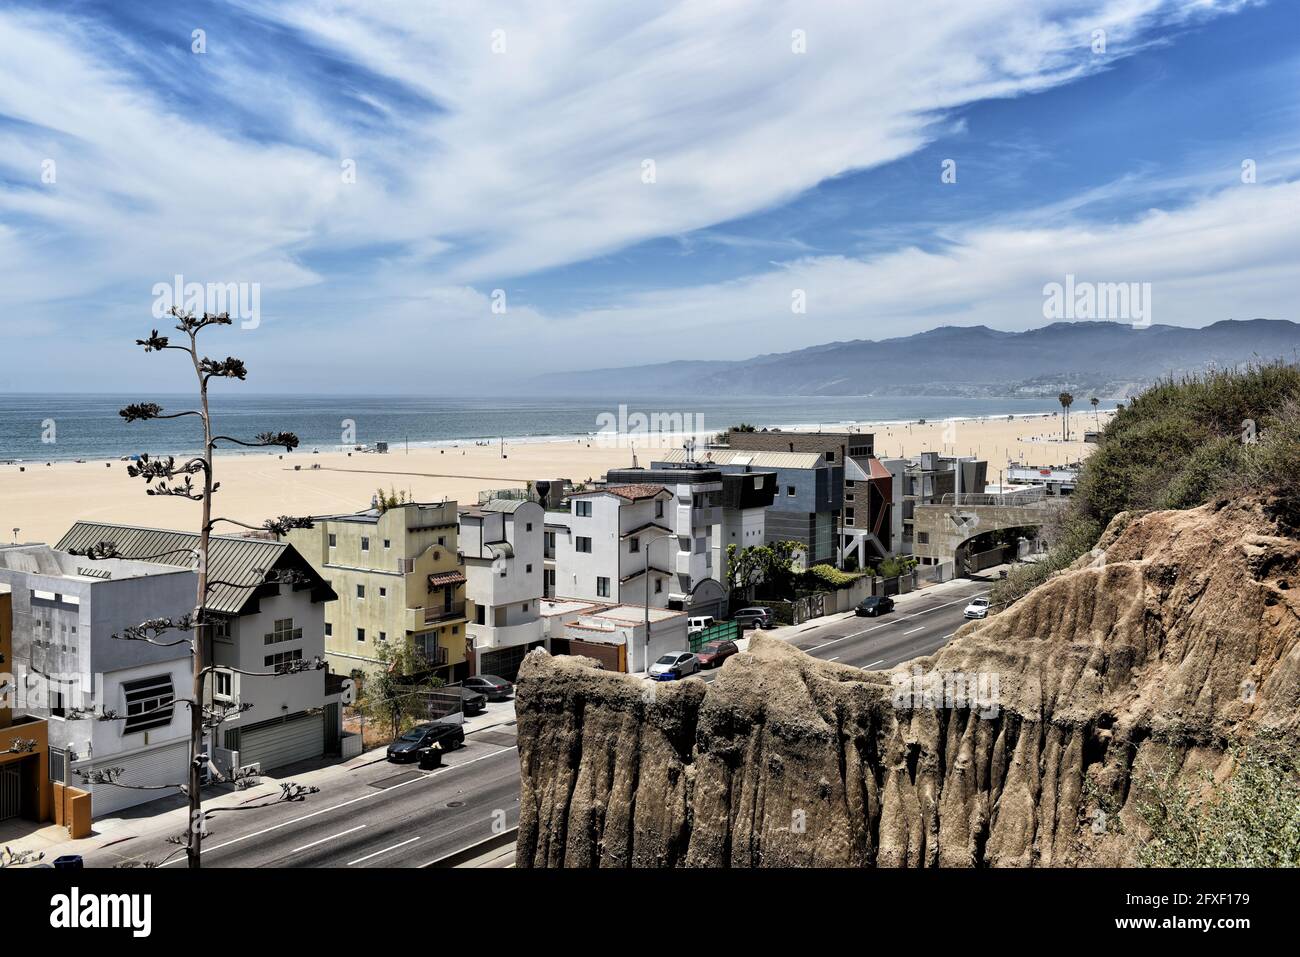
[
  {"xmin": 463, "ymin": 674, "xmax": 514, "ymax": 700},
  {"xmin": 695, "ymin": 640, "xmax": 738, "ymax": 669},
  {"xmin": 387, "ymin": 721, "xmax": 465, "ymax": 762},
  {"xmin": 456, "ymin": 685, "xmax": 488, "ymax": 716},
  {"xmin": 687, "ymin": 615, "xmax": 716, "ymax": 635},
  {"xmin": 648, "ymin": 652, "xmax": 699, "ymax": 680},
  {"xmin": 963, "ymin": 597, "xmax": 991, "ymax": 619},
  {"xmin": 733, "ymin": 607, "xmax": 775, "ymax": 630},
  {"xmin": 855, "ymin": 595, "xmax": 895, "ymax": 617}
]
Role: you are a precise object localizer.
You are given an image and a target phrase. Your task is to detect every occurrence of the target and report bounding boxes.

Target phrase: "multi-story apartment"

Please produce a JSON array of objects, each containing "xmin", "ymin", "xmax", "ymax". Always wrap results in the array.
[
  {"xmin": 1, "ymin": 585, "xmax": 54, "ymax": 830},
  {"xmin": 0, "ymin": 544, "xmax": 196, "ymax": 817},
  {"xmin": 605, "ymin": 464, "xmax": 776, "ymax": 608},
  {"xmin": 656, "ymin": 447, "xmax": 842, "ymax": 564},
  {"xmin": 457, "ymin": 498, "xmax": 545, "ymax": 681},
  {"xmin": 55, "ymin": 522, "xmax": 341, "ymax": 777},
  {"xmin": 878, "ymin": 452, "xmax": 988, "ymax": 561},
  {"xmin": 287, "ymin": 500, "xmax": 470, "ymax": 682},
  {"xmin": 545, "ymin": 483, "xmax": 678, "ymax": 610}
]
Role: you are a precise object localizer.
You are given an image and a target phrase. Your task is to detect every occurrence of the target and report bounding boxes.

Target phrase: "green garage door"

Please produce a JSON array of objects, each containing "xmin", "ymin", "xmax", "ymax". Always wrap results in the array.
[{"xmin": 235, "ymin": 712, "xmax": 324, "ymax": 773}]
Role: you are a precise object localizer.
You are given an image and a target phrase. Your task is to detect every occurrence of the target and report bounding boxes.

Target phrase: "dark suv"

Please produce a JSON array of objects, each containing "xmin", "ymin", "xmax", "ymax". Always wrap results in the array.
[
  {"xmin": 733, "ymin": 607, "xmax": 775, "ymax": 630},
  {"xmin": 386, "ymin": 720, "xmax": 465, "ymax": 762}
]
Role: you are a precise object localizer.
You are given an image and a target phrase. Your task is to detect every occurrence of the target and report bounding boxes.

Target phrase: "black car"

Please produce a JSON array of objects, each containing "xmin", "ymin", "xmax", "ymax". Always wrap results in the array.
[
  {"xmin": 464, "ymin": 674, "xmax": 514, "ymax": 701},
  {"xmin": 456, "ymin": 685, "xmax": 488, "ymax": 716},
  {"xmin": 386, "ymin": 720, "xmax": 465, "ymax": 762},
  {"xmin": 855, "ymin": 595, "xmax": 895, "ymax": 617}
]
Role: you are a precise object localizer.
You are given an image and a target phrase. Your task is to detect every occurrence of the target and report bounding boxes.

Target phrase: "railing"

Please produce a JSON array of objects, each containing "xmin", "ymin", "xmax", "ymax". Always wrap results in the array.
[
  {"xmin": 939, "ymin": 488, "xmax": 1047, "ymax": 507},
  {"xmin": 424, "ymin": 601, "xmax": 467, "ymax": 624}
]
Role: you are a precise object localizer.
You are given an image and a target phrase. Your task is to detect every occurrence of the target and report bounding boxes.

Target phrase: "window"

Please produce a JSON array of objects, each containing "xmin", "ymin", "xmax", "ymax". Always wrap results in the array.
[
  {"xmin": 575, "ymin": 500, "xmax": 592, "ymax": 517},
  {"xmin": 654, "ymin": 579, "xmax": 663, "ymax": 594},
  {"xmin": 324, "ymin": 622, "xmax": 333, "ymax": 637},
  {"xmin": 438, "ymin": 536, "xmax": 446, "ymax": 546},
  {"xmin": 827, "ymin": 451, "xmax": 836, "ymax": 462},
  {"xmin": 122, "ymin": 675, "xmax": 175, "ymax": 733},
  {"xmin": 596, "ymin": 576, "xmax": 610, "ymax": 598},
  {"xmin": 214, "ymin": 671, "xmax": 233, "ymax": 700},
  {"xmin": 264, "ymin": 649, "xmax": 304, "ymax": 669},
  {"xmin": 264, "ymin": 618, "xmax": 301, "ymax": 645},
  {"xmin": 521, "ymin": 602, "xmax": 529, "ymax": 613},
  {"xmin": 846, "ymin": 479, "xmax": 855, "ymax": 488},
  {"xmin": 356, "ymin": 584, "xmax": 365, "ymax": 599},
  {"xmin": 629, "ymin": 536, "xmax": 640, "ymax": 553},
  {"xmin": 361, "ymin": 536, "xmax": 370, "ymax": 551},
  {"xmin": 576, "ymin": 536, "xmax": 592, "ymax": 553},
  {"xmin": 526, "ymin": 523, "xmax": 533, "ymax": 532},
  {"xmin": 917, "ymin": 532, "xmax": 930, "ymax": 545},
  {"xmin": 655, "ymin": 500, "xmax": 664, "ymax": 518},
  {"xmin": 844, "ymin": 508, "xmax": 855, "ymax": 526},
  {"xmin": 378, "ymin": 631, "xmax": 387, "ymax": 642},
  {"xmin": 383, "ymin": 539, "xmax": 391, "ymax": 549},
  {"xmin": 526, "ymin": 563, "xmax": 533, "ymax": 573},
  {"xmin": 357, "ymin": 627, "xmax": 366, "ymax": 642},
  {"xmin": 379, "ymin": 586, "xmax": 387, "ymax": 598},
  {"xmin": 787, "ymin": 486, "xmax": 796, "ymax": 497},
  {"xmin": 212, "ymin": 617, "xmax": 232, "ymax": 640},
  {"xmin": 328, "ymin": 533, "xmax": 337, "ymax": 548}
]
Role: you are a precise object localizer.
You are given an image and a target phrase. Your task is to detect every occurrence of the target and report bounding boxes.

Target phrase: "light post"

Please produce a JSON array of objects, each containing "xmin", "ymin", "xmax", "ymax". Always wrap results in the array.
[{"xmin": 640, "ymin": 529, "xmax": 676, "ymax": 673}]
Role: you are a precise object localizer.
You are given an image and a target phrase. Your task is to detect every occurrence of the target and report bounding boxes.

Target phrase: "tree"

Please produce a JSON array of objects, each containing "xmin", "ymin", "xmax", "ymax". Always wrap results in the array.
[
  {"xmin": 725, "ymin": 540, "xmax": 804, "ymax": 601},
  {"xmin": 357, "ymin": 640, "xmax": 446, "ymax": 740},
  {"xmin": 69, "ymin": 309, "xmax": 321, "ymax": 868},
  {"xmin": 1090, "ymin": 395, "xmax": 1100, "ymax": 430},
  {"xmin": 1058, "ymin": 391, "xmax": 1074, "ymax": 441}
]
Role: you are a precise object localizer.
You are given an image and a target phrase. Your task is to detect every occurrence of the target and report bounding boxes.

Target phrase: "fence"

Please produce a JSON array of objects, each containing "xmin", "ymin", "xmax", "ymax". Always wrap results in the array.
[{"xmin": 689, "ymin": 619, "xmax": 740, "ymax": 652}]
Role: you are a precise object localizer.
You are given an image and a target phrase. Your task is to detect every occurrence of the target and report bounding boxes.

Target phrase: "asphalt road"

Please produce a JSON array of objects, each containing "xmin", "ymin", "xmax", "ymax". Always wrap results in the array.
[{"xmin": 80, "ymin": 576, "xmax": 992, "ymax": 868}]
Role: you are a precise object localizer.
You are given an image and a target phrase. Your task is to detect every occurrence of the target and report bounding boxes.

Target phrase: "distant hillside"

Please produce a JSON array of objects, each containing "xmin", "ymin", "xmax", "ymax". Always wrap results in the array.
[{"xmin": 527, "ymin": 319, "xmax": 1300, "ymax": 398}]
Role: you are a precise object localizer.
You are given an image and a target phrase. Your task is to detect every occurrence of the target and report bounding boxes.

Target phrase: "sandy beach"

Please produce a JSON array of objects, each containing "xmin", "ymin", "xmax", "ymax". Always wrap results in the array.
[{"xmin": 0, "ymin": 411, "xmax": 1107, "ymax": 547}]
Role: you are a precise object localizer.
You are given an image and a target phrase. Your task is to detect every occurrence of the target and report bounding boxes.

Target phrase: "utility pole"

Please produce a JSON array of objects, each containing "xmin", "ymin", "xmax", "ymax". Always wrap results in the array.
[{"xmin": 642, "ymin": 529, "xmax": 675, "ymax": 672}]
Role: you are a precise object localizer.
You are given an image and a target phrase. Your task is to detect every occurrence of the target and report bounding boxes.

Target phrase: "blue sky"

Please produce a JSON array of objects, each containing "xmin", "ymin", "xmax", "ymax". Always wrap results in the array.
[{"xmin": 1, "ymin": 0, "xmax": 1297, "ymax": 392}]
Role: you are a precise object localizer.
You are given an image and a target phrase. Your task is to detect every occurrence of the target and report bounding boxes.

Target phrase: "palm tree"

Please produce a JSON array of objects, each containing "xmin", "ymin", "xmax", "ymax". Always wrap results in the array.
[
  {"xmin": 1090, "ymin": 396, "xmax": 1100, "ymax": 430},
  {"xmin": 1058, "ymin": 391, "xmax": 1074, "ymax": 441}
]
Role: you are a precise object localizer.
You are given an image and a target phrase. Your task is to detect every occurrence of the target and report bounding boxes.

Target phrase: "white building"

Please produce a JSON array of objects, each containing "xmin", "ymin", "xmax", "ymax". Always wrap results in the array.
[
  {"xmin": 56, "ymin": 523, "xmax": 341, "ymax": 779},
  {"xmin": 539, "ymin": 598, "xmax": 688, "ymax": 673},
  {"xmin": 458, "ymin": 498, "xmax": 546, "ymax": 681},
  {"xmin": 0, "ymin": 544, "xmax": 196, "ymax": 817}
]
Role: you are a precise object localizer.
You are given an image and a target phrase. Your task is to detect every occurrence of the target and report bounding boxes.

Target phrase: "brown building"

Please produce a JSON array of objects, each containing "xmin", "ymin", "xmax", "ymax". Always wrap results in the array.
[{"xmin": 1, "ymin": 587, "xmax": 54, "ymax": 829}]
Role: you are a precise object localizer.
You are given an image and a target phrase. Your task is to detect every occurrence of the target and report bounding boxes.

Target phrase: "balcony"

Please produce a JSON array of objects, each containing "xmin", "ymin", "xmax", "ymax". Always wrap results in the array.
[
  {"xmin": 467, "ymin": 618, "xmax": 544, "ymax": 651},
  {"xmin": 406, "ymin": 601, "xmax": 467, "ymax": 630}
]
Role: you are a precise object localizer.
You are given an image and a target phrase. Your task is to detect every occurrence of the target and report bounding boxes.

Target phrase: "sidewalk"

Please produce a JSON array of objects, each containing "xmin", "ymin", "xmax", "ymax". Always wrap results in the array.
[{"xmin": 7, "ymin": 697, "xmax": 521, "ymax": 866}]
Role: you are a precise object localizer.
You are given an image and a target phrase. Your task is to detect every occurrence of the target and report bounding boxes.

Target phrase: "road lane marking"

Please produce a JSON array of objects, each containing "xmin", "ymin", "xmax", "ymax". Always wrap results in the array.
[
  {"xmin": 864, "ymin": 659, "xmax": 885, "ymax": 669},
  {"xmin": 347, "ymin": 836, "xmax": 420, "ymax": 866},
  {"xmin": 162, "ymin": 746, "xmax": 517, "ymax": 865},
  {"xmin": 804, "ymin": 592, "xmax": 986, "ymax": 654},
  {"xmin": 827, "ymin": 656, "xmax": 840, "ymax": 662},
  {"xmin": 291, "ymin": 824, "xmax": 365, "ymax": 854},
  {"xmin": 902, "ymin": 626, "xmax": 924, "ymax": 635}
]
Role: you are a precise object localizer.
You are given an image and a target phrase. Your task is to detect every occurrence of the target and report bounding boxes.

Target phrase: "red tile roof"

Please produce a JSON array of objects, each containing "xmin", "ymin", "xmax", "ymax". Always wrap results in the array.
[{"xmin": 571, "ymin": 483, "xmax": 668, "ymax": 502}]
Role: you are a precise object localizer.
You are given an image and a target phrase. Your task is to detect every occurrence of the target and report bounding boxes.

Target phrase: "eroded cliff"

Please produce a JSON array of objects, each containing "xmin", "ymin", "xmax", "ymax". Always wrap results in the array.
[{"xmin": 515, "ymin": 498, "xmax": 1300, "ymax": 867}]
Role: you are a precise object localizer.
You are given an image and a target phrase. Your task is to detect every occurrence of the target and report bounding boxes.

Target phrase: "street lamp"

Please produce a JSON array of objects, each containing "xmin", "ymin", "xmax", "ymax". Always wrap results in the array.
[{"xmin": 640, "ymin": 529, "xmax": 677, "ymax": 673}]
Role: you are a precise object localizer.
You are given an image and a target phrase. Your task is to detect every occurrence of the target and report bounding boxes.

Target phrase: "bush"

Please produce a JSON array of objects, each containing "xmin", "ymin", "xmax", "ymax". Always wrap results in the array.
[
  {"xmin": 802, "ymin": 563, "xmax": 861, "ymax": 590},
  {"xmin": 1134, "ymin": 733, "xmax": 1300, "ymax": 867}
]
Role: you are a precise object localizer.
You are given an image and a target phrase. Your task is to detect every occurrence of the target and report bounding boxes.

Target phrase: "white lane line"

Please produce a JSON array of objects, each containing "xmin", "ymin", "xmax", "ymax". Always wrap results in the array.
[
  {"xmin": 864, "ymin": 659, "xmax": 885, "ymax": 669},
  {"xmin": 902, "ymin": 626, "xmax": 924, "ymax": 636},
  {"xmin": 804, "ymin": 592, "xmax": 986, "ymax": 654},
  {"xmin": 943, "ymin": 633, "xmax": 956, "ymax": 639},
  {"xmin": 347, "ymin": 836, "xmax": 420, "ymax": 866},
  {"xmin": 163, "ymin": 746, "xmax": 516, "ymax": 865},
  {"xmin": 827, "ymin": 656, "xmax": 840, "ymax": 662},
  {"xmin": 291, "ymin": 824, "xmax": 365, "ymax": 854}
]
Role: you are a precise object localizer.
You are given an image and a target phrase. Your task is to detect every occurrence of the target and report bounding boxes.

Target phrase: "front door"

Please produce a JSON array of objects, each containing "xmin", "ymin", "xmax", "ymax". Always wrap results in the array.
[{"xmin": 0, "ymin": 763, "xmax": 21, "ymax": 822}]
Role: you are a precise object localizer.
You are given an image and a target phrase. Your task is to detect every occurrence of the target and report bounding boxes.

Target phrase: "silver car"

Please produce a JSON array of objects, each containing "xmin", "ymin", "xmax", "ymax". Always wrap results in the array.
[{"xmin": 648, "ymin": 652, "xmax": 699, "ymax": 680}]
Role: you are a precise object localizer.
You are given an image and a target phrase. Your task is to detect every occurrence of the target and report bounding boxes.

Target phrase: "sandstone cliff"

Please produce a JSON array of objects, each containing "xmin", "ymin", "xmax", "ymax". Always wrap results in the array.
[{"xmin": 515, "ymin": 499, "xmax": 1300, "ymax": 867}]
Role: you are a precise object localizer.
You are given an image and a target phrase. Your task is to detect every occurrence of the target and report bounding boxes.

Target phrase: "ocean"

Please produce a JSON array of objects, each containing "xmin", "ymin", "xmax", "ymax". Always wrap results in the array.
[{"xmin": 0, "ymin": 393, "xmax": 1078, "ymax": 463}]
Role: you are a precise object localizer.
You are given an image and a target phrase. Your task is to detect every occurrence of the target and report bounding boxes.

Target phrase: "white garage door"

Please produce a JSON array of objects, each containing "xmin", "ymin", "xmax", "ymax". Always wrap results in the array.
[
  {"xmin": 86, "ymin": 741, "xmax": 188, "ymax": 818},
  {"xmin": 237, "ymin": 712, "xmax": 324, "ymax": 773}
]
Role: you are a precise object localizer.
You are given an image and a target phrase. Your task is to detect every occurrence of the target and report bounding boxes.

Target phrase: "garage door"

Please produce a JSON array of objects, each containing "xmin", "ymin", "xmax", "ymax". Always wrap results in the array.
[
  {"xmin": 85, "ymin": 741, "xmax": 188, "ymax": 818},
  {"xmin": 236, "ymin": 712, "xmax": 324, "ymax": 773}
]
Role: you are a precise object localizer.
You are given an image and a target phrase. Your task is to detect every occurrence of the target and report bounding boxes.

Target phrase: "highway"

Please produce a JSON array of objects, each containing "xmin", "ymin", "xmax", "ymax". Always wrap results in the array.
[{"xmin": 79, "ymin": 575, "xmax": 992, "ymax": 868}]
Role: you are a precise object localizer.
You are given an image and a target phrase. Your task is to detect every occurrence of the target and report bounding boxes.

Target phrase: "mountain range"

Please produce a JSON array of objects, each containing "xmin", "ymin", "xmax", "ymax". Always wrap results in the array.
[{"xmin": 528, "ymin": 319, "xmax": 1300, "ymax": 398}]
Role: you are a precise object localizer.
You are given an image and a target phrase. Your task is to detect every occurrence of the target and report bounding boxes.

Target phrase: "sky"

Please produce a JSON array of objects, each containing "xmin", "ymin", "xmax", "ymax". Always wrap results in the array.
[{"xmin": 0, "ymin": 0, "xmax": 1297, "ymax": 393}]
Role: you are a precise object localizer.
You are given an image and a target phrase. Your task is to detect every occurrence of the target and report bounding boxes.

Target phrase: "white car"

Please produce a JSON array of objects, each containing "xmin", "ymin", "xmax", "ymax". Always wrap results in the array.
[
  {"xmin": 963, "ymin": 597, "xmax": 990, "ymax": 619},
  {"xmin": 649, "ymin": 652, "xmax": 699, "ymax": 681},
  {"xmin": 687, "ymin": 616, "xmax": 716, "ymax": 636}
]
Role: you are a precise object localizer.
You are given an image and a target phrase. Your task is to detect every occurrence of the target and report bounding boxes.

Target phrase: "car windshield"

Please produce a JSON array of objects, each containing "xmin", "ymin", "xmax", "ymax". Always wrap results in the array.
[
  {"xmin": 972, "ymin": 599, "xmax": 988, "ymax": 606},
  {"xmin": 400, "ymin": 728, "xmax": 427, "ymax": 741},
  {"xmin": 655, "ymin": 655, "xmax": 677, "ymax": 665},
  {"xmin": 700, "ymin": 643, "xmax": 722, "ymax": 653}
]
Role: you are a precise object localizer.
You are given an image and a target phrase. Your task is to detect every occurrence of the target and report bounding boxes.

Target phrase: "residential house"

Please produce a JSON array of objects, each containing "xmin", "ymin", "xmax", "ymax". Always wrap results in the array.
[
  {"xmin": 539, "ymin": 598, "xmax": 688, "ymax": 673},
  {"xmin": 878, "ymin": 452, "xmax": 988, "ymax": 562},
  {"xmin": 56, "ymin": 522, "xmax": 341, "ymax": 776},
  {"xmin": 286, "ymin": 500, "xmax": 470, "ymax": 682},
  {"xmin": 0, "ymin": 544, "xmax": 196, "ymax": 817},
  {"xmin": 457, "ymin": 498, "xmax": 545, "ymax": 681}
]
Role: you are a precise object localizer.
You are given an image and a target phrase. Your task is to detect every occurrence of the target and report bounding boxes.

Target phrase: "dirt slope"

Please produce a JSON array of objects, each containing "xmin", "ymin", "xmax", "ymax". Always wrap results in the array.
[{"xmin": 515, "ymin": 498, "xmax": 1300, "ymax": 867}]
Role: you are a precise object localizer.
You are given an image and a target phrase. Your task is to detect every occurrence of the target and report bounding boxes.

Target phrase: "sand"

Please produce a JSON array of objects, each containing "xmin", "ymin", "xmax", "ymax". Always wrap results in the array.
[{"xmin": 0, "ymin": 411, "xmax": 1107, "ymax": 547}]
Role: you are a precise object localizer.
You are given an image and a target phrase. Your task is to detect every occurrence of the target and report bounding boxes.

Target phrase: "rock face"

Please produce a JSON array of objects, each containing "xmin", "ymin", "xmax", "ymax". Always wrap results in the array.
[{"xmin": 515, "ymin": 499, "xmax": 1300, "ymax": 867}]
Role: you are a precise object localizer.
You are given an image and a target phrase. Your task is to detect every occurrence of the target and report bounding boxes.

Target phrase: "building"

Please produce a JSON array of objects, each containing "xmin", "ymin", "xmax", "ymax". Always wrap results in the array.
[
  {"xmin": 0, "ymin": 544, "xmax": 197, "ymax": 817},
  {"xmin": 545, "ymin": 483, "xmax": 677, "ymax": 611},
  {"xmin": 605, "ymin": 464, "xmax": 776, "ymax": 607},
  {"xmin": 1007, "ymin": 464, "xmax": 1078, "ymax": 496},
  {"xmin": 877, "ymin": 453, "xmax": 989, "ymax": 562},
  {"xmin": 458, "ymin": 498, "xmax": 546, "ymax": 681},
  {"xmin": 1, "ymin": 586, "xmax": 54, "ymax": 830},
  {"xmin": 840, "ymin": 454, "xmax": 897, "ymax": 568},
  {"xmin": 539, "ymin": 598, "xmax": 688, "ymax": 673},
  {"xmin": 286, "ymin": 500, "xmax": 470, "ymax": 682},
  {"xmin": 56, "ymin": 522, "xmax": 341, "ymax": 776},
  {"xmin": 656, "ymin": 448, "xmax": 842, "ymax": 564}
]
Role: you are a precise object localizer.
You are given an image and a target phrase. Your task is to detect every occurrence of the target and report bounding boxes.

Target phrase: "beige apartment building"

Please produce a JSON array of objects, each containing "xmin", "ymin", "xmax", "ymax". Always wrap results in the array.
[{"xmin": 287, "ymin": 500, "xmax": 469, "ymax": 682}]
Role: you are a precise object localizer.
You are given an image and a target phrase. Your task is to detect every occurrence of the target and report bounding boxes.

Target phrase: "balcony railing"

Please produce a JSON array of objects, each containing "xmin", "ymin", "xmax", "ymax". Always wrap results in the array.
[{"xmin": 423, "ymin": 601, "xmax": 466, "ymax": 625}]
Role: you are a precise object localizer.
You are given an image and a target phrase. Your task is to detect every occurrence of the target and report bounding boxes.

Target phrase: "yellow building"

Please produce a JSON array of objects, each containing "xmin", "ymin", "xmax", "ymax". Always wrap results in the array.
[{"xmin": 288, "ymin": 500, "xmax": 469, "ymax": 682}]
